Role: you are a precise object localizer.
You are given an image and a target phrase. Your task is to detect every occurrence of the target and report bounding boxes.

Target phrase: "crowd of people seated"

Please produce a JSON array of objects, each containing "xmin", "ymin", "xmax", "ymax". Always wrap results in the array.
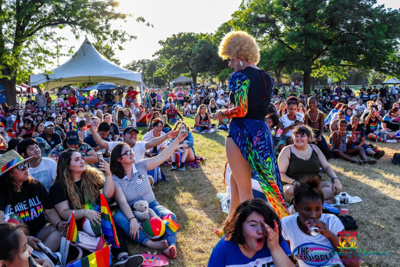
[{"xmin": 0, "ymin": 82, "xmax": 398, "ymax": 266}]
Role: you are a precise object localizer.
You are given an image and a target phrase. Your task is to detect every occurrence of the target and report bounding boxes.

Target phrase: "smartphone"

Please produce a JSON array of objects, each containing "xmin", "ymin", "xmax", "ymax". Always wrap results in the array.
[
  {"xmin": 97, "ymin": 151, "xmax": 104, "ymax": 161},
  {"xmin": 29, "ymin": 256, "xmax": 38, "ymax": 267}
]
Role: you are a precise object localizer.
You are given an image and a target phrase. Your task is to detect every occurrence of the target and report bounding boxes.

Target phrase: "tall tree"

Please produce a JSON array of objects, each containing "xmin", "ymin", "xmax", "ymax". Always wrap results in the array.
[
  {"xmin": 0, "ymin": 0, "xmax": 145, "ymax": 105},
  {"xmin": 155, "ymin": 33, "xmax": 200, "ymax": 85},
  {"xmin": 229, "ymin": 0, "xmax": 400, "ymax": 94}
]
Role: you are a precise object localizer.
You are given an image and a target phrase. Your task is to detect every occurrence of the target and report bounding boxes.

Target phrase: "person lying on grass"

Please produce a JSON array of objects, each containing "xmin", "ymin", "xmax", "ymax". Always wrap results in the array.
[{"xmin": 281, "ymin": 174, "xmax": 360, "ymax": 267}]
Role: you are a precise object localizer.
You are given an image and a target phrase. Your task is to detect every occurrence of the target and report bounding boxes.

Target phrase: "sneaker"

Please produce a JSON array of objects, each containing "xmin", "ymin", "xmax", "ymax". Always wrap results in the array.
[
  {"xmin": 364, "ymin": 159, "xmax": 377, "ymax": 165},
  {"xmin": 170, "ymin": 163, "xmax": 177, "ymax": 170},
  {"xmin": 178, "ymin": 163, "xmax": 185, "ymax": 171},
  {"xmin": 115, "ymin": 254, "xmax": 144, "ymax": 267},
  {"xmin": 374, "ymin": 150, "xmax": 385, "ymax": 159}
]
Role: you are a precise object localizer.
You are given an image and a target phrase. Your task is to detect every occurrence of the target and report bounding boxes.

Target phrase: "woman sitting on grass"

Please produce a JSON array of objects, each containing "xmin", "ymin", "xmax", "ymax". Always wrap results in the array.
[
  {"xmin": 109, "ymin": 130, "xmax": 188, "ymax": 259},
  {"xmin": 208, "ymin": 199, "xmax": 295, "ymax": 267},
  {"xmin": 193, "ymin": 104, "xmax": 213, "ymax": 133},
  {"xmin": 169, "ymin": 121, "xmax": 196, "ymax": 171},
  {"xmin": 281, "ymin": 174, "xmax": 360, "ymax": 267},
  {"xmin": 278, "ymin": 125, "xmax": 342, "ymax": 204}
]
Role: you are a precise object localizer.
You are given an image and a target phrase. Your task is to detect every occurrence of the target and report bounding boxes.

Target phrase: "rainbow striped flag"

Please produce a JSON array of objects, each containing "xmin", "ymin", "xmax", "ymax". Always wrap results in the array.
[
  {"xmin": 100, "ymin": 193, "xmax": 120, "ymax": 248},
  {"xmin": 66, "ymin": 213, "xmax": 79, "ymax": 243},
  {"xmin": 161, "ymin": 214, "xmax": 180, "ymax": 237},
  {"xmin": 66, "ymin": 245, "xmax": 110, "ymax": 267}
]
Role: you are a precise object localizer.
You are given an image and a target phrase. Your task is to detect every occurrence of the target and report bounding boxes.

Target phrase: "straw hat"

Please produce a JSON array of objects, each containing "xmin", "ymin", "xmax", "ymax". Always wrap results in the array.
[{"xmin": 0, "ymin": 150, "xmax": 36, "ymax": 176}]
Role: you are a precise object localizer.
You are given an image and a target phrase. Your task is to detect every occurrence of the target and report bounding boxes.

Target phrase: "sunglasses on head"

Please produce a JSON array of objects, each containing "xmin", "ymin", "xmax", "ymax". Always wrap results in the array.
[
  {"xmin": 287, "ymin": 100, "xmax": 299, "ymax": 105},
  {"xmin": 120, "ymin": 150, "xmax": 133, "ymax": 157},
  {"xmin": 16, "ymin": 163, "xmax": 29, "ymax": 171}
]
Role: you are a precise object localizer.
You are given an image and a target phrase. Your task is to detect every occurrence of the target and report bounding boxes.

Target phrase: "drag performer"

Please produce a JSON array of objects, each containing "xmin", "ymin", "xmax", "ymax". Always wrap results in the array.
[{"xmin": 213, "ymin": 31, "xmax": 288, "ymax": 218}]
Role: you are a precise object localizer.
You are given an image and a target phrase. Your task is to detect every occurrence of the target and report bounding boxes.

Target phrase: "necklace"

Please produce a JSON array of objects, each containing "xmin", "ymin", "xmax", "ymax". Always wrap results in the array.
[{"xmin": 308, "ymin": 110, "xmax": 319, "ymax": 123}]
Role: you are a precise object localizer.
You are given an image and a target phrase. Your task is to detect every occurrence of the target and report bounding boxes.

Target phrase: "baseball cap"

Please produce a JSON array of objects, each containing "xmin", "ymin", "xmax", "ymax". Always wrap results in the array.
[
  {"xmin": 44, "ymin": 121, "xmax": 54, "ymax": 128},
  {"xmin": 66, "ymin": 131, "xmax": 80, "ymax": 145},
  {"xmin": 123, "ymin": 127, "xmax": 139, "ymax": 135},
  {"xmin": 348, "ymin": 101, "xmax": 357, "ymax": 107}
]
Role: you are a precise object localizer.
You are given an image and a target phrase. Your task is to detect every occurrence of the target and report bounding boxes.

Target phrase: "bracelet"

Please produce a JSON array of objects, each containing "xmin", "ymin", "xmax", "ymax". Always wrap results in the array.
[
  {"xmin": 292, "ymin": 180, "xmax": 297, "ymax": 185},
  {"xmin": 219, "ymin": 111, "xmax": 226, "ymax": 118},
  {"xmin": 129, "ymin": 216, "xmax": 136, "ymax": 222},
  {"xmin": 332, "ymin": 177, "xmax": 339, "ymax": 181},
  {"xmin": 56, "ymin": 221, "xmax": 62, "ymax": 231},
  {"xmin": 87, "ymin": 124, "xmax": 93, "ymax": 129}
]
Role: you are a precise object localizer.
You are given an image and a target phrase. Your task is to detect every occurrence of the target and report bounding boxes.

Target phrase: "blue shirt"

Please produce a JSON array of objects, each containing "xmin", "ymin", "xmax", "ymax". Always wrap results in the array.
[
  {"xmin": 208, "ymin": 236, "xmax": 291, "ymax": 267},
  {"xmin": 83, "ymin": 135, "xmax": 110, "ymax": 149},
  {"xmin": 90, "ymin": 98, "xmax": 99, "ymax": 107}
]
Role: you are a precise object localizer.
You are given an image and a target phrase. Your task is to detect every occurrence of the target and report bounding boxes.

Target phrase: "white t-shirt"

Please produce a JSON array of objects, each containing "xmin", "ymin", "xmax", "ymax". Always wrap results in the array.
[
  {"xmin": 29, "ymin": 158, "xmax": 57, "ymax": 191},
  {"xmin": 108, "ymin": 141, "xmax": 147, "ymax": 162},
  {"xmin": 281, "ymin": 213, "xmax": 345, "ymax": 267},
  {"xmin": 225, "ymin": 164, "xmax": 263, "ymax": 200},
  {"xmin": 279, "ymin": 113, "xmax": 304, "ymax": 137}
]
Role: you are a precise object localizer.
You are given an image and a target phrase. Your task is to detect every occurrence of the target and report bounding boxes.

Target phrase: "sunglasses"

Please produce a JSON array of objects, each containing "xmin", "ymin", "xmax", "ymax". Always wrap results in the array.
[
  {"xmin": 16, "ymin": 163, "xmax": 29, "ymax": 171},
  {"xmin": 121, "ymin": 150, "xmax": 133, "ymax": 157}
]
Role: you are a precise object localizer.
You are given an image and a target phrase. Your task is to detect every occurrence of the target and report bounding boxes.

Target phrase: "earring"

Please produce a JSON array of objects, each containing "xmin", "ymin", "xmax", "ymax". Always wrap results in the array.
[{"xmin": 239, "ymin": 60, "xmax": 244, "ymax": 67}]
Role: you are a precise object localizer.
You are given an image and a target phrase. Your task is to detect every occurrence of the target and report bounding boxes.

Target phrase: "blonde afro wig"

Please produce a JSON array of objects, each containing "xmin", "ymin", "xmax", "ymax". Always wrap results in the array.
[{"xmin": 218, "ymin": 31, "xmax": 260, "ymax": 64}]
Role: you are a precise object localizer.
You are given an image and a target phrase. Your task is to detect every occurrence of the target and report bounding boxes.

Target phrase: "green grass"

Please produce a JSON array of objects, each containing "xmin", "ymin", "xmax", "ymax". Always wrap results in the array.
[{"xmin": 129, "ymin": 116, "xmax": 400, "ymax": 267}]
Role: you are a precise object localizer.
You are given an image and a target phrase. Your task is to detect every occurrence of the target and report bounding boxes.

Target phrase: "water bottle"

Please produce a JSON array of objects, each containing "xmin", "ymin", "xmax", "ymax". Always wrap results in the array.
[{"xmin": 339, "ymin": 193, "xmax": 349, "ymax": 214}]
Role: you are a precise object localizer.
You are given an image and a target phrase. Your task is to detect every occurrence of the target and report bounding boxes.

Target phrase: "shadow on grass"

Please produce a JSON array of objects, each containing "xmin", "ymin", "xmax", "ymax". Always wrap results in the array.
[
  {"xmin": 125, "ymin": 162, "xmax": 224, "ymax": 266},
  {"xmin": 333, "ymin": 168, "xmax": 400, "ymax": 266},
  {"xmin": 193, "ymin": 131, "xmax": 227, "ymax": 146}
]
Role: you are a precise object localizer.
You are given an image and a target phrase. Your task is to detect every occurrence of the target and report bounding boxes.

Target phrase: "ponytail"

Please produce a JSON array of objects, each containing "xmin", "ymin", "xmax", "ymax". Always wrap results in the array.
[{"xmin": 293, "ymin": 174, "xmax": 324, "ymax": 205}]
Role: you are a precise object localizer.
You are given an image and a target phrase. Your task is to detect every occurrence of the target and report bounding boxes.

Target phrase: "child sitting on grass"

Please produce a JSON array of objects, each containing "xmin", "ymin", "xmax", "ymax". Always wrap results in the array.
[
  {"xmin": 331, "ymin": 119, "xmax": 376, "ymax": 165},
  {"xmin": 281, "ymin": 174, "xmax": 360, "ymax": 267}
]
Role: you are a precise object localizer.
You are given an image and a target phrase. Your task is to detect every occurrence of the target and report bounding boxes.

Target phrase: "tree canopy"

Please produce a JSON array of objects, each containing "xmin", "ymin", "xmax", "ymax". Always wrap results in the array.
[
  {"xmin": 0, "ymin": 0, "xmax": 147, "ymax": 104},
  {"xmin": 228, "ymin": 0, "xmax": 400, "ymax": 93}
]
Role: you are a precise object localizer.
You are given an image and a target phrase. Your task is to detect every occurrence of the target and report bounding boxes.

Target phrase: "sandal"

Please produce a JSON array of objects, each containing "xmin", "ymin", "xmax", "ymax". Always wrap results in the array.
[{"xmin": 353, "ymin": 160, "xmax": 362, "ymax": 165}]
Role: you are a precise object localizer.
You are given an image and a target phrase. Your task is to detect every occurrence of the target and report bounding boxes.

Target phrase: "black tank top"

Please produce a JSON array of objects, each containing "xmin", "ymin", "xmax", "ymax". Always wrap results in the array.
[{"xmin": 286, "ymin": 145, "xmax": 320, "ymax": 181}]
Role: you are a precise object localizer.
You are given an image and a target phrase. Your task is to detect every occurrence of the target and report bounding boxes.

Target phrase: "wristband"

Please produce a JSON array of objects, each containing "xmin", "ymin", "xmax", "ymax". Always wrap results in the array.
[
  {"xmin": 332, "ymin": 177, "xmax": 339, "ymax": 181},
  {"xmin": 56, "ymin": 221, "xmax": 62, "ymax": 231},
  {"xmin": 292, "ymin": 180, "xmax": 297, "ymax": 185},
  {"xmin": 219, "ymin": 111, "xmax": 226, "ymax": 118},
  {"xmin": 87, "ymin": 124, "xmax": 93, "ymax": 129},
  {"xmin": 129, "ymin": 216, "xmax": 136, "ymax": 222}
]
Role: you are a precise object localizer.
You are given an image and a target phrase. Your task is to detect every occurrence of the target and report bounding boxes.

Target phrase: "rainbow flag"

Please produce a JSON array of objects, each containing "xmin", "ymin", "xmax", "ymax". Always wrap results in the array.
[
  {"xmin": 66, "ymin": 213, "xmax": 79, "ymax": 243},
  {"xmin": 100, "ymin": 193, "xmax": 120, "ymax": 248},
  {"xmin": 162, "ymin": 214, "xmax": 180, "ymax": 237},
  {"xmin": 72, "ymin": 123, "xmax": 78, "ymax": 132},
  {"xmin": 66, "ymin": 245, "xmax": 110, "ymax": 267}
]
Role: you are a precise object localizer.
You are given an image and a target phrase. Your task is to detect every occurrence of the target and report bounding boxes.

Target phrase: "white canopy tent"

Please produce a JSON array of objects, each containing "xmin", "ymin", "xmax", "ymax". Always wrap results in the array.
[
  {"xmin": 171, "ymin": 76, "xmax": 193, "ymax": 84},
  {"xmin": 382, "ymin": 78, "xmax": 400, "ymax": 84},
  {"xmin": 30, "ymin": 38, "xmax": 143, "ymax": 101}
]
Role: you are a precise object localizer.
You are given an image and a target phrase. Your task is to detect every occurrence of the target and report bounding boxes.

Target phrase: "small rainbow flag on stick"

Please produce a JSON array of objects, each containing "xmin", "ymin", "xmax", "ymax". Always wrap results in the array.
[
  {"xmin": 100, "ymin": 193, "xmax": 120, "ymax": 248},
  {"xmin": 66, "ymin": 245, "xmax": 110, "ymax": 267},
  {"xmin": 66, "ymin": 213, "xmax": 79, "ymax": 243},
  {"xmin": 161, "ymin": 214, "xmax": 180, "ymax": 237}
]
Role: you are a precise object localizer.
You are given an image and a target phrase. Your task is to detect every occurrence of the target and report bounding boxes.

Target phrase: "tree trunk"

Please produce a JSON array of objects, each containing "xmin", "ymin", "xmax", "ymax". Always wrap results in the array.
[
  {"xmin": 191, "ymin": 72, "xmax": 197, "ymax": 86},
  {"xmin": 303, "ymin": 71, "xmax": 311, "ymax": 95},
  {"xmin": 0, "ymin": 66, "xmax": 17, "ymax": 106},
  {"xmin": 275, "ymin": 70, "xmax": 281, "ymax": 87}
]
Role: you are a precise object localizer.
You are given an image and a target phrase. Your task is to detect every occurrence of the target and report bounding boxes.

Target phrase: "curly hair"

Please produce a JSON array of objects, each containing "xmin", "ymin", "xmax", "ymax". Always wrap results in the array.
[
  {"xmin": 55, "ymin": 149, "xmax": 105, "ymax": 209},
  {"xmin": 218, "ymin": 31, "xmax": 260, "ymax": 64}
]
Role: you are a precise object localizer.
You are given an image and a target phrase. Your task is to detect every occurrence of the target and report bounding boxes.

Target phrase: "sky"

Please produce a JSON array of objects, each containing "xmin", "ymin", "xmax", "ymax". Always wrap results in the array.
[{"xmin": 54, "ymin": 0, "xmax": 400, "ymax": 69}]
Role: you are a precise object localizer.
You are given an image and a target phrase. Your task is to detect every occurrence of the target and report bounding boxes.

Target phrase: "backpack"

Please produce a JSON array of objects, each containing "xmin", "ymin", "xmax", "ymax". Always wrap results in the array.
[{"xmin": 391, "ymin": 153, "xmax": 400, "ymax": 165}]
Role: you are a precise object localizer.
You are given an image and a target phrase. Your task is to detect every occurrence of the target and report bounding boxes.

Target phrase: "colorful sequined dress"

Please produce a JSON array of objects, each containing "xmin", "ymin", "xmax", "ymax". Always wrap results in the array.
[{"xmin": 226, "ymin": 67, "xmax": 289, "ymax": 218}]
